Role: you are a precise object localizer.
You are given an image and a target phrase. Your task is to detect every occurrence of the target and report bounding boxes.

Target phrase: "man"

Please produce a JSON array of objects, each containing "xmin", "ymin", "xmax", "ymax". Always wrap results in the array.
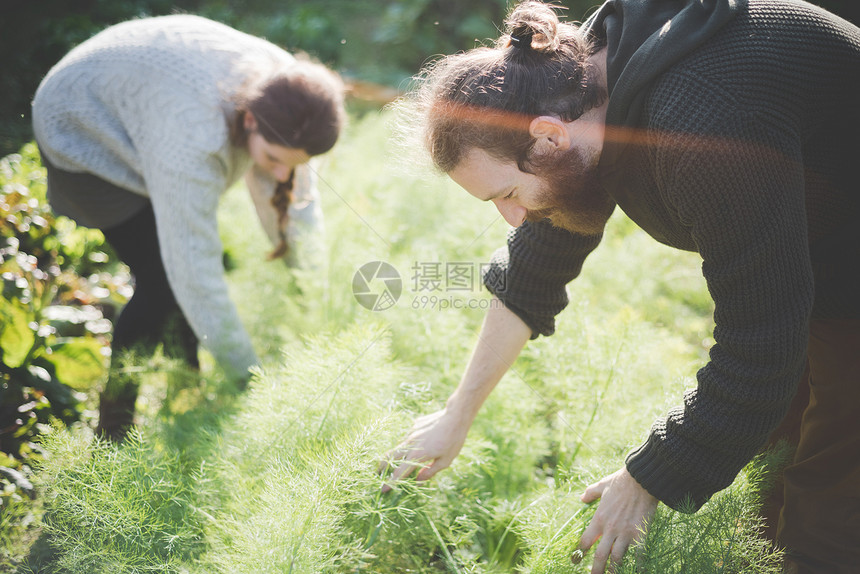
[{"xmin": 383, "ymin": 1, "xmax": 860, "ymax": 573}]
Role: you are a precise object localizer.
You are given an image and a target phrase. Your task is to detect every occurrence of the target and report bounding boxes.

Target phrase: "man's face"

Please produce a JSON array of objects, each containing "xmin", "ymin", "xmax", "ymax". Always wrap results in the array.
[{"xmin": 448, "ymin": 146, "xmax": 614, "ymax": 236}]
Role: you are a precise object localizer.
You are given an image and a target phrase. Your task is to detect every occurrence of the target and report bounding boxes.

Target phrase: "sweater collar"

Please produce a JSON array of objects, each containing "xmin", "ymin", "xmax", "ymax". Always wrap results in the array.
[{"xmin": 583, "ymin": 0, "xmax": 744, "ymax": 129}]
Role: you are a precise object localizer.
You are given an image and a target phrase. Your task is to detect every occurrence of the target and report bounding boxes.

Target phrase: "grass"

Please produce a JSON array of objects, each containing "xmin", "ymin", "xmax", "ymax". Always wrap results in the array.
[{"xmin": 3, "ymin": 108, "xmax": 786, "ymax": 573}]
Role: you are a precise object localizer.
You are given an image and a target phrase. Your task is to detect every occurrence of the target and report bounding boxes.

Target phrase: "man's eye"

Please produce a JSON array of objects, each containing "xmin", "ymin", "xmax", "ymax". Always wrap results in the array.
[{"xmin": 504, "ymin": 190, "xmax": 515, "ymax": 199}]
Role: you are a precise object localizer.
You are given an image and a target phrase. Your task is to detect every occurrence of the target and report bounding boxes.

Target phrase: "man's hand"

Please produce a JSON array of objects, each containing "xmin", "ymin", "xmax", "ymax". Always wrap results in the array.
[
  {"xmin": 575, "ymin": 467, "xmax": 658, "ymax": 574},
  {"xmin": 379, "ymin": 301, "xmax": 531, "ymax": 493},
  {"xmin": 378, "ymin": 408, "xmax": 471, "ymax": 492}
]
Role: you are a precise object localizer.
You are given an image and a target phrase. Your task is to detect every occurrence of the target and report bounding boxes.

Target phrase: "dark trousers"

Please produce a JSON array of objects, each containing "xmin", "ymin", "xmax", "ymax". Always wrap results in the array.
[
  {"xmin": 96, "ymin": 206, "xmax": 200, "ymax": 438},
  {"xmin": 763, "ymin": 319, "xmax": 860, "ymax": 574},
  {"xmin": 40, "ymin": 153, "xmax": 198, "ymax": 439}
]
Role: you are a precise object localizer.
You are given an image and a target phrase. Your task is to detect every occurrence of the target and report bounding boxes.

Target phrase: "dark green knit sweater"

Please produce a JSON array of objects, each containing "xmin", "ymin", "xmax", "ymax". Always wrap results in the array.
[{"xmin": 482, "ymin": 0, "xmax": 860, "ymax": 511}]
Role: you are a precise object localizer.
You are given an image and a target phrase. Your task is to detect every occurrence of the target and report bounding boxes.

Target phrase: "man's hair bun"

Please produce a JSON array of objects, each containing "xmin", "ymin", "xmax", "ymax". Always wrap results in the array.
[{"xmin": 503, "ymin": 1, "xmax": 563, "ymax": 53}]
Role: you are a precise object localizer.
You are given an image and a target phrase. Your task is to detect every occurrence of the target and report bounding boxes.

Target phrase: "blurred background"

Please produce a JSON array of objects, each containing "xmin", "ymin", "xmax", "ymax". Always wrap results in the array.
[{"xmin": 1, "ymin": 0, "xmax": 856, "ymax": 157}]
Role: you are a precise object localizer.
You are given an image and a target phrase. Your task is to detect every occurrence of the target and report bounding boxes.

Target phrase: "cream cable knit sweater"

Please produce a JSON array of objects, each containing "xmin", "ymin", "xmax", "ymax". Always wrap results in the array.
[{"xmin": 33, "ymin": 14, "xmax": 297, "ymax": 379}]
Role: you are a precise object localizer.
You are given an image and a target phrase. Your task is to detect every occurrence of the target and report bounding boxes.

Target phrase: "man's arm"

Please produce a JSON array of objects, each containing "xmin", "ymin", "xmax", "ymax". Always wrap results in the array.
[{"xmin": 381, "ymin": 298, "xmax": 531, "ymax": 490}]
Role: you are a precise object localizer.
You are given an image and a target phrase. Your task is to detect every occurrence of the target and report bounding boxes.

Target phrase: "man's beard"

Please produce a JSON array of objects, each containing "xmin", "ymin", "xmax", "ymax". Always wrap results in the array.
[{"xmin": 525, "ymin": 146, "xmax": 615, "ymax": 236}]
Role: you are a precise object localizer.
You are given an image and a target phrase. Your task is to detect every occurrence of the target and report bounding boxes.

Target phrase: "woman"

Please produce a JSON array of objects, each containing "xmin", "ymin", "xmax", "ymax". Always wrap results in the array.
[{"xmin": 32, "ymin": 14, "xmax": 346, "ymax": 439}]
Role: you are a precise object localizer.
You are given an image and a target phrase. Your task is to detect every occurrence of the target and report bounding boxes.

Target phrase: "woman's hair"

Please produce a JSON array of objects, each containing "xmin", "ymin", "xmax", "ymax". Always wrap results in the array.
[
  {"xmin": 266, "ymin": 173, "xmax": 294, "ymax": 260},
  {"xmin": 413, "ymin": 1, "xmax": 606, "ymax": 173},
  {"xmin": 232, "ymin": 56, "xmax": 345, "ymax": 154},
  {"xmin": 232, "ymin": 57, "xmax": 345, "ymax": 260}
]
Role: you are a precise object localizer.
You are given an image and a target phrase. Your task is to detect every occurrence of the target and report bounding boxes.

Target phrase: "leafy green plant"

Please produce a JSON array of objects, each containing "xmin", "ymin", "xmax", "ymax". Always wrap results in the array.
[
  {"xmin": 0, "ymin": 144, "xmax": 129, "ymax": 541},
  {"xmin": 611, "ymin": 446, "xmax": 791, "ymax": 574},
  {"xmin": 34, "ymin": 427, "xmax": 203, "ymax": 574},
  {"xmin": 5, "ymin": 112, "xmax": 788, "ymax": 572},
  {"xmin": 28, "ymin": 325, "xmax": 787, "ymax": 574}
]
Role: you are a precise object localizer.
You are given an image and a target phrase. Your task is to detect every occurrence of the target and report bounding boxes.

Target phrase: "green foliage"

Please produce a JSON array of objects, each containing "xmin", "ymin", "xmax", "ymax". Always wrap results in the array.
[
  {"xmin": 3, "ymin": 0, "xmax": 854, "ymax": 156},
  {"xmin": 0, "ymin": 144, "xmax": 129, "ymax": 547},
  {"xmin": 0, "ymin": 111, "xmax": 789, "ymax": 572},
  {"xmin": 613, "ymin": 446, "xmax": 792, "ymax": 574},
  {"xmin": 0, "ymin": 0, "xmax": 202, "ymax": 156},
  {"xmin": 36, "ymin": 427, "xmax": 203, "ymax": 573},
  {"xmin": 26, "ymin": 325, "xmax": 788, "ymax": 573}
]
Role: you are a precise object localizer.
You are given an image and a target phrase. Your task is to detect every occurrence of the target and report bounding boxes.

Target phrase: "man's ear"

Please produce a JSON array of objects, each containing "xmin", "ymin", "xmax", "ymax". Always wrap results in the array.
[
  {"xmin": 529, "ymin": 116, "xmax": 571, "ymax": 155},
  {"xmin": 244, "ymin": 111, "xmax": 257, "ymax": 132}
]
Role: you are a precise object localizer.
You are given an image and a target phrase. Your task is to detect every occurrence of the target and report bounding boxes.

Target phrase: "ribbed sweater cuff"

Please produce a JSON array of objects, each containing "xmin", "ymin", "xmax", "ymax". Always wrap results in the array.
[
  {"xmin": 625, "ymin": 435, "xmax": 710, "ymax": 513},
  {"xmin": 484, "ymin": 271, "xmax": 552, "ymax": 339}
]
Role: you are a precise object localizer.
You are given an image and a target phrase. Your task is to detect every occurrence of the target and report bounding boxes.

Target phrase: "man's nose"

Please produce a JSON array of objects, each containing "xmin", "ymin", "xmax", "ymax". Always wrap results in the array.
[{"xmin": 492, "ymin": 198, "xmax": 527, "ymax": 227}]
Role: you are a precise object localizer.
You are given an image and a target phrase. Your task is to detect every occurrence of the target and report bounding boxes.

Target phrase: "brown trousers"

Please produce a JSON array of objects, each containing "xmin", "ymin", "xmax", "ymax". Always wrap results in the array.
[{"xmin": 763, "ymin": 319, "xmax": 860, "ymax": 574}]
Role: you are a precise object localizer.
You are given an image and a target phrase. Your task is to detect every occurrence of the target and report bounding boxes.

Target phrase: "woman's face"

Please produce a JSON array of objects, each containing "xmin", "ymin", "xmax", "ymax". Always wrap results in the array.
[{"xmin": 244, "ymin": 112, "xmax": 310, "ymax": 182}]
